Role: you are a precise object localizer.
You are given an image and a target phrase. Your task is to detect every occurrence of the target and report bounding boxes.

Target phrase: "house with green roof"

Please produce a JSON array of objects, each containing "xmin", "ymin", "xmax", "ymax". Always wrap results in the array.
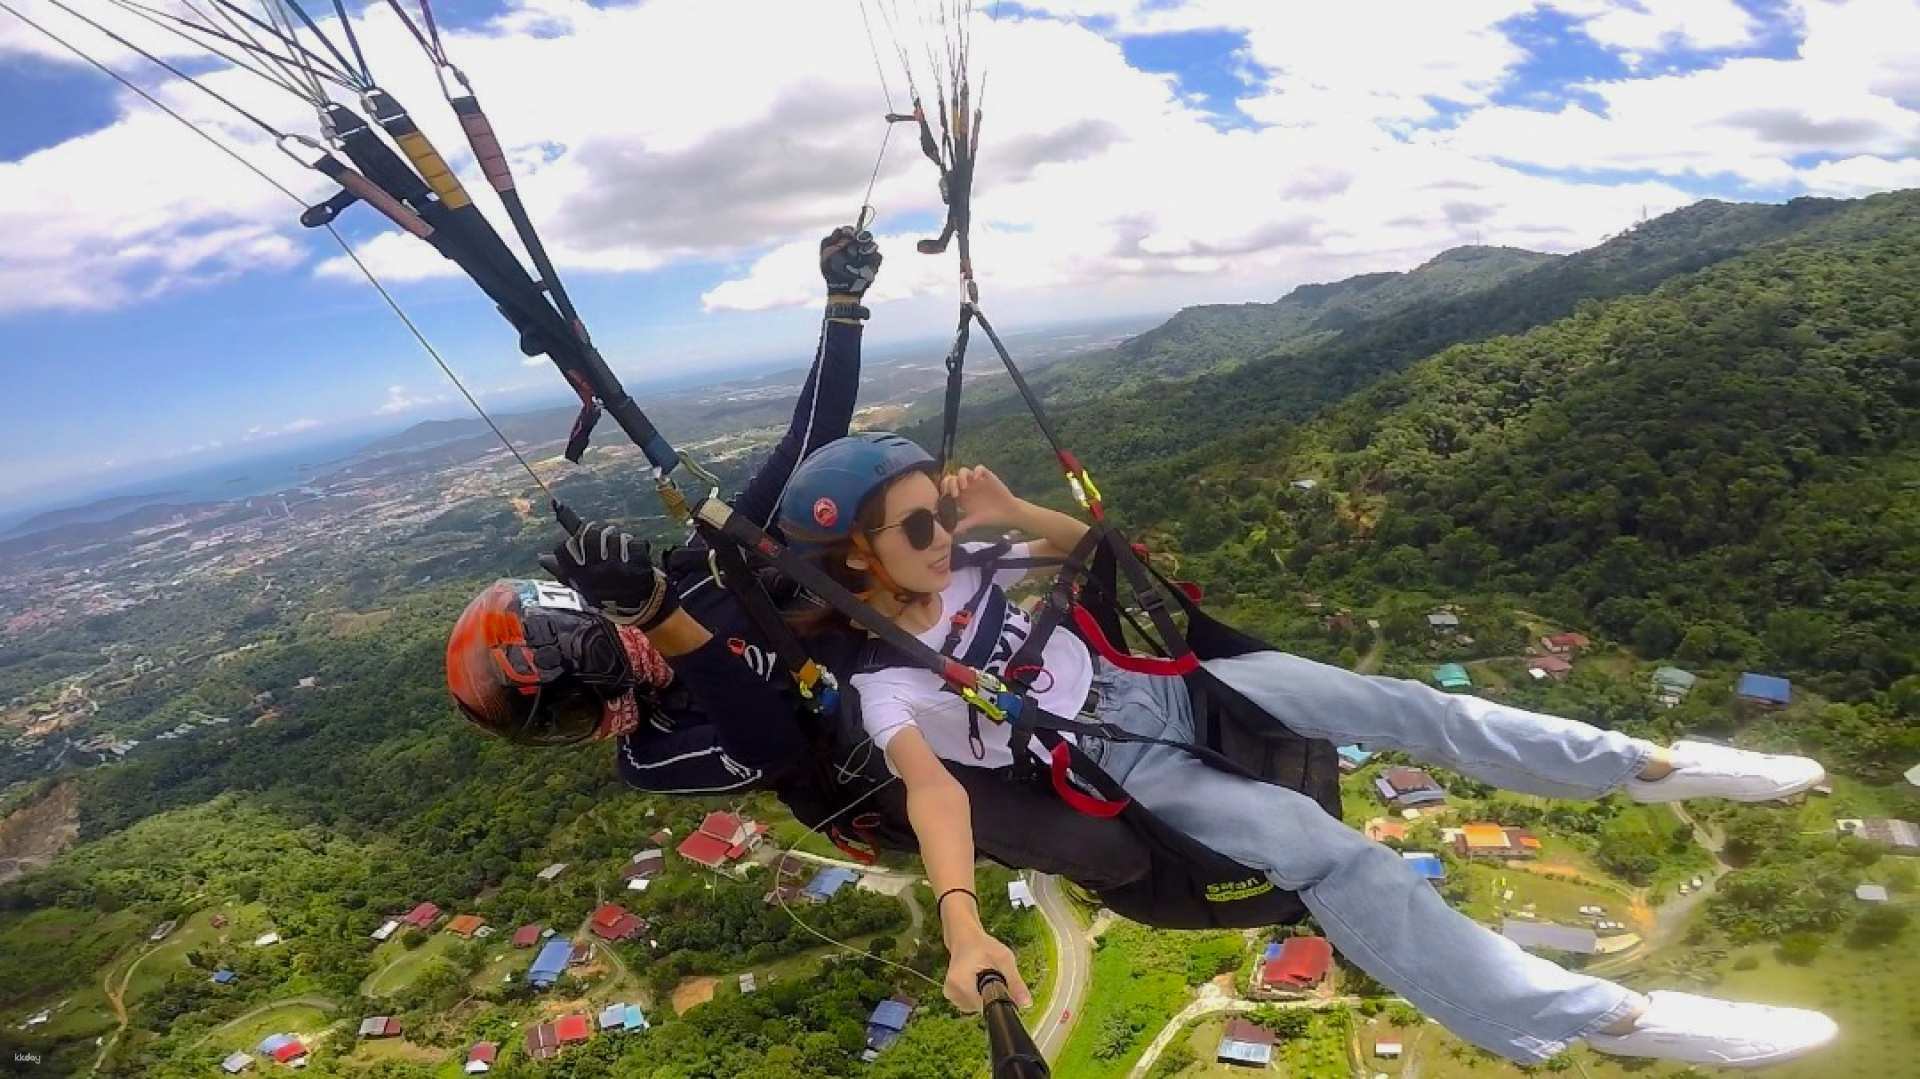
[
  {"xmin": 1433, "ymin": 663, "xmax": 1472, "ymax": 691},
  {"xmin": 1651, "ymin": 667, "xmax": 1697, "ymax": 708}
]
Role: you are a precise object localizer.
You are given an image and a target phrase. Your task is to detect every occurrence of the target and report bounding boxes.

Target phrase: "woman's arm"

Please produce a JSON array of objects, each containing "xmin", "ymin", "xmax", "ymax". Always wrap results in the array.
[
  {"xmin": 885, "ymin": 728, "xmax": 1032, "ymax": 1012},
  {"xmin": 945, "ymin": 465, "xmax": 1092, "ymax": 582}
]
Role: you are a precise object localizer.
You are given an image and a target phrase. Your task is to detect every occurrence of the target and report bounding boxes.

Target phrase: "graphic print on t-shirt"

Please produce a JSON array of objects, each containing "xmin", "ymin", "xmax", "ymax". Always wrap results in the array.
[{"xmin": 852, "ymin": 543, "xmax": 1095, "ymax": 772}]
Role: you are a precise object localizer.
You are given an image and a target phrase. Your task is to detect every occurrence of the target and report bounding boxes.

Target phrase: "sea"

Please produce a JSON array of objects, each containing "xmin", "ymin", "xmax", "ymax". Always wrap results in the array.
[{"xmin": 0, "ymin": 433, "xmax": 377, "ymax": 538}]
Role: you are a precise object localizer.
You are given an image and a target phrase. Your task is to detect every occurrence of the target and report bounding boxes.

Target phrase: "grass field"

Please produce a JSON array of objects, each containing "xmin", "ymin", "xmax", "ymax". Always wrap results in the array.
[
  {"xmin": 363, "ymin": 932, "xmax": 459, "ymax": 997},
  {"xmin": 34, "ymin": 982, "xmax": 116, "ymax": 1041},
  {"xmin": 1054, "ymin": 922, "xmax": 1242, "ymax": 1079},
  {"xmin": 346, "ymin": 1035, "xmax": 447, "ymax": 1066},
  {"xmin": 472, "ymin": 945, "xmax": 532, "ymax": 992},
  {"xmin": 2, "ymin": 905, "xmax": 144, "ymax": 1011},
  {"xmin": 122, "ymin": 906, "xmax": 238, "ymax": 1005},
  {"xmin": 1452, "ymin": 860, "xmax": 1629, "ymax": 928},
  {"xmin": 1708, "ymin": 931, "xmax": 1920, "ymax": 1079},
  {"xmin": 213, "ymin": 1002, "xmax": 335, "ymax": 1056}
]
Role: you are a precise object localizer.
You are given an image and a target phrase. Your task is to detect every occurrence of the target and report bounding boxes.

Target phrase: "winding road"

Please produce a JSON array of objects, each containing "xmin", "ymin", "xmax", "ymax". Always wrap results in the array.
[{"xmin": 1028, "ymin": 873, "xmax": 1090, "ymax": 1060}]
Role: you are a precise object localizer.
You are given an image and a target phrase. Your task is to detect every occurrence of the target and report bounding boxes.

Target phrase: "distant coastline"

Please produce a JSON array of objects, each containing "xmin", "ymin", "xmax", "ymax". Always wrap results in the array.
[{"xmin": 0, "ymin": 435, "xmax": 372, "ymax": 538}]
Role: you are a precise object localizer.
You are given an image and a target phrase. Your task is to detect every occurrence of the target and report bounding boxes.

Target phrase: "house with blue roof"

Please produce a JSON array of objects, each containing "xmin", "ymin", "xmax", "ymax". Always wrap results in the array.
[
  {"xmin": 1736, "ymin": 672, "xmax": 1791, "ymax": 708},
  {"xmin": 803, "ymin": 867, "xmax": 859, "ymax": 903},
  {"xmin": 864, "ymin": 997, "xmax": 914, "ymax": 1057},
  {"xmin": 528, "ymin": 938, "xmax": 574, "ymax": 989},
  {"xmin": 598, "ymin": 1003, "xmax": 649, "ymax": 1031},
  {"xmin": 1337, "ymin": 744, "xmax": 1374, "ymax": 772},
  {"xmin": 1401, "ymin": 852, "xmax": 1446, "ymax": 881},
  {"xmin": 211, "ymin": 968, "xmax": 236, "ymax": 985}
]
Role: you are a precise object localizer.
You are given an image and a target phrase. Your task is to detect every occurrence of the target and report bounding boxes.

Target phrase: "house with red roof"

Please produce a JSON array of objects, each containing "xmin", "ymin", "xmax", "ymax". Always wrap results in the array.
[
  {"xmin": 1527, "ymin": 654, "xmax": 1574, "ymax": 680},
  {"xmin": 1540, "ymin": 632, "xmax": 1591, "ymax": 654},
  {"xmin": 676, "ymin": 811, "xmax": 768, "ymax": 871},
  {"xmin": 464, "ymin": 1041, "xmax": 498, "ymax": 1074},
  {"xmin": 1252, "ymin": 936, "xmax": 1334, "ymax": 999},
  {"xmin": 524, "ymin": 1022, "xmax": 559, "ymax": 1061},
  {"xmin": 589, "ymin": 902, "xmax": 647, "ymax": 942},
  {"xmin": 270, "ymin": 1039, "xmax": 308, "ymax": 1065},
  {"xmin": 445, "ymin": 914, "xmax": 486, "ymax": 938},
  {"xmin": 511, "ymin": 924, "xmax": 543, "ymax": 949},
  {"xmin": 554, "ymin": 1013, "xmax": 593, "ymax": 1045},
  {"xmin": 400, "ymin": 902, "xmax": 440, "ymax": 929}
]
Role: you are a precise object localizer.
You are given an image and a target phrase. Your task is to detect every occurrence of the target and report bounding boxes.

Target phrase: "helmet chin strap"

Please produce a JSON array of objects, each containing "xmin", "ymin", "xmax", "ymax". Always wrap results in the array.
[{"xmin": 851, "ymin": 534, "xmax": 926, "ymax": 609}]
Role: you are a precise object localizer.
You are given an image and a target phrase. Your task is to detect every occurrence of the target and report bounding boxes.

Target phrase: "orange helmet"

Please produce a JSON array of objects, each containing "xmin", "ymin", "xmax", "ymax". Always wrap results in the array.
[{"xmin": 446, "ymin": 579, "xmax": 634, "ymax": 745}]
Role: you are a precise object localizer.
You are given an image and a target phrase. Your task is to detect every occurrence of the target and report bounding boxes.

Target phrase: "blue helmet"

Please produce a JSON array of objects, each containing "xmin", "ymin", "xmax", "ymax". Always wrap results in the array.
[{"xmin": 777, "ymin": 432, "xmax": 935, "ymax": 555}]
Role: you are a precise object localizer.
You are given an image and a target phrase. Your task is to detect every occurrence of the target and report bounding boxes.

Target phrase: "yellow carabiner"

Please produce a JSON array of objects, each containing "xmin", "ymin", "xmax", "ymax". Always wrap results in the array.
[
  {"xmin": 1078, "ymin": 468, "xmax": 1103, "ymax": 506},
  {"xmin": 958, "ymin": 686, "xmax": 1008, "ymax": 724}
]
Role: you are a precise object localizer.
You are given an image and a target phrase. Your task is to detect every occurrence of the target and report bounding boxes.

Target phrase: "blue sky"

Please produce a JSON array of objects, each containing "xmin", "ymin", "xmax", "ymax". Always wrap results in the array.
[{"xmin": 2, "ymin": 0, "xmax": 1917, "ymax": 509}]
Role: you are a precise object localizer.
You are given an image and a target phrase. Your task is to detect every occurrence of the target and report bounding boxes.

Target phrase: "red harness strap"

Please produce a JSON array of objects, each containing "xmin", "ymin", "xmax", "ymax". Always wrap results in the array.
[
  {"xmin": 828, "ymin": 824, "xmax": 880, "ymax": 865},
  {"xmin": 1069, "ymin": 604, "xmax": 1199, "ymax": 677},
  {"xmin": 1049, "ymin": 742, "xmax": 1129, "ymax": 818}
]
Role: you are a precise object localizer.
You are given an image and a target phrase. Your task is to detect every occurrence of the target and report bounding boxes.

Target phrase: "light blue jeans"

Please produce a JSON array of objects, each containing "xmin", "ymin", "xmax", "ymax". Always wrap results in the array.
[{"xmin": 1080, "ymin": 651, "xmax": 1656, "ymax": 1063}]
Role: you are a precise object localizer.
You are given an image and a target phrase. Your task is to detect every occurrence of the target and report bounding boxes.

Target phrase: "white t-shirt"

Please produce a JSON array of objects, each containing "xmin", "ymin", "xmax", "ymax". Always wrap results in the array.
[{"xmin": 853, "ymin": 543, "xmax": 1095, "ymax": 771}]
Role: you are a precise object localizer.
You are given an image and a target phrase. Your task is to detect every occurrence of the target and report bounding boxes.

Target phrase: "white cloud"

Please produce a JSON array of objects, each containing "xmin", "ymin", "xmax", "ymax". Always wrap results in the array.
[
  {"xmin": 1797, "ymin": 154, "xmax": 1920, "ymax": 196},
  {"xmin": 377, "ymin": 384, "xmax": 447, "ymax": 414},
  {"xmin": 242, "ymin": 417, "xmax": 325, "ymax": 441},
  {"xmin": 1438, "ymin": 1, "xmax": 1920, "ymax": 185},
  {"xmin": 1551, "ymin": 0, "xmax": 1762, "ymax": 62},
  {"xmin": 1, "ymin": 0, "xmax": 1916, "ymax": 336}
]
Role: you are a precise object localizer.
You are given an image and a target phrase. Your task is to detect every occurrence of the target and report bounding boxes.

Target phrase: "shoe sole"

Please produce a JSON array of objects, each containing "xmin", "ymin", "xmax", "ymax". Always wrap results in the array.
[
  {"xmin": 1755, "ymin": 766, "xmax": 1827, "ymax": 804},
  {"xmin": 1592, "ymin": 1028, "xmax": 1838, "ymax": 1069},
  {"xmin": 1635, "ymin": 766, "xmax": 1828, "ymax": 805},
  {"xmin": 1707, "ymin": 1025, "xmax": 1840, "ymax": 1069}
]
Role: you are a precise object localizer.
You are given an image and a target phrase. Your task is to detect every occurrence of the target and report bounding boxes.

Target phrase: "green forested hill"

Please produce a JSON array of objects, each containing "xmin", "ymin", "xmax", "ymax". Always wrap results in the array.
[
  {"xmin": 946, "ymin": 245, "xmax": 1556, "ymax": 426},
  {"xmin": 1102, "ymin": 189, "xmax": 1919, "ymax": 774},
  {"xmin": 1096, "ymin": 245, "xmax": 1557, "ymax": 385},
  {"xmin": 932, "ymin": 196, "xmax": 1849, "ymax": 486}
]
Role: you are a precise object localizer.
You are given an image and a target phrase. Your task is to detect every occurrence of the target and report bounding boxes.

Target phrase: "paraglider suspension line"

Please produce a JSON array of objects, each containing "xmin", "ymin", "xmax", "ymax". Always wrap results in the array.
[
  {"xmin": 772, "ymin": 760, "xmax": 942, "ymax": 993},
  {"xmin": 1, "ymin": 0, "xmax": 556, "ymax": 504}
]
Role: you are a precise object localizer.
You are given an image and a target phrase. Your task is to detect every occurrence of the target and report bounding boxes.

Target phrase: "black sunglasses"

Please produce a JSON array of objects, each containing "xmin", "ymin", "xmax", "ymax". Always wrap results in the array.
[{"xmin": 868, "ymin": 497, "xmax": 960, "ymax": 550}]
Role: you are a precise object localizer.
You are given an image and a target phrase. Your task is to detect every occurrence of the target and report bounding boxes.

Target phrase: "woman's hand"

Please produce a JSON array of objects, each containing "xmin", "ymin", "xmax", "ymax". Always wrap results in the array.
[
  {"xmin": 944, "ymin": 465, "xmax": 1024, "ymax": 534},
  {"xmin": 943, "ymin": 924, "xmax": 1032, "ymax": 1013}
]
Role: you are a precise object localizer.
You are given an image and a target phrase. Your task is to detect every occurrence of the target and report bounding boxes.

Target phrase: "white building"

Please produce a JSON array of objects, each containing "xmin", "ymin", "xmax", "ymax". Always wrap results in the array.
[{"xmin": 1007, "ymin": 880, "xmax": 1036, "ymax": 910}]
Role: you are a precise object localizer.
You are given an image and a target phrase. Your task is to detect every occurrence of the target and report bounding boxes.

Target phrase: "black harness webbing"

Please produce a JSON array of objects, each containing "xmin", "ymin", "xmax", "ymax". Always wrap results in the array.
[{"xmin": 700, "ymin": 532, "xmax": 833, "ymax": 711}]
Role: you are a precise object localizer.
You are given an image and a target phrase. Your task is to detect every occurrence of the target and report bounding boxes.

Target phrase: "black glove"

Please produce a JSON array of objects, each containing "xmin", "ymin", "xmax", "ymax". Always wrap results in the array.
[
  {"xmin": 540, "ymin": 521, "xmax": 676, "ymax": 629},
  {"xmin": 820, "ymin": 225, "xmax": 882, "ymax": 298}
]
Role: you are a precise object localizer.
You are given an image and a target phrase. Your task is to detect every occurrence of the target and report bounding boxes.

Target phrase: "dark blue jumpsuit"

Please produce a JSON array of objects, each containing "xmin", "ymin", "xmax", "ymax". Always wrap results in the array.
[{"xmin": 612, "ymin": 319, "xmax": 860, "ymax": 794}]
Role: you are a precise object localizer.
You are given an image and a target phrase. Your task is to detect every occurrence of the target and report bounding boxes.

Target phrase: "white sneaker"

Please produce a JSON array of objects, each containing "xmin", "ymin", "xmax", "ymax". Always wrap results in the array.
[
  {"xmin": 1624, "ymin": 740, "xmax": 1826, "ymax": 803},
  {"xmin": 1586, "ymin": 991, "xmax": 1838, "ymax": 1068}
]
